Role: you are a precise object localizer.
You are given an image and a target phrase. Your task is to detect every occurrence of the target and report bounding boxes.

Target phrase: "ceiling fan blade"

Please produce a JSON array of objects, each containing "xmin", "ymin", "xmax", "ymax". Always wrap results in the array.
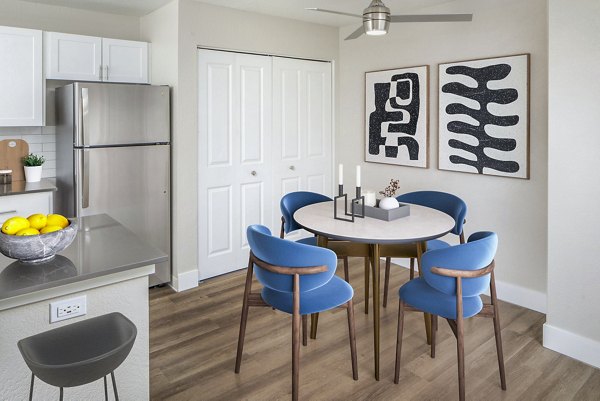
[
  {"xmin": 305, "ymin": 8, "xmax": 362, "ymax": 18},
  {"xmin": 344, "ymin": 26, "xmax": 365, "ymax": 40},
  {"xmin": 390, "ymin": 14, "xmax": 473, "ymax": 23}
]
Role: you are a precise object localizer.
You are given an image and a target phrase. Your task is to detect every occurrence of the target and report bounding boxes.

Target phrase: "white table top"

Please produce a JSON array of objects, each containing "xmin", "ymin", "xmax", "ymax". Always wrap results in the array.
[{"xmin": 294, "ymin": 201, "xmax": 455, "ymax": 244}]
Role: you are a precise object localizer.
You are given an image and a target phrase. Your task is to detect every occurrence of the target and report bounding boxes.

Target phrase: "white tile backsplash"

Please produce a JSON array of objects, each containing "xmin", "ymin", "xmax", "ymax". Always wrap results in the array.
[{"xmin": 0, "ymin": 126, "xmax": 57, "ymax": 178}]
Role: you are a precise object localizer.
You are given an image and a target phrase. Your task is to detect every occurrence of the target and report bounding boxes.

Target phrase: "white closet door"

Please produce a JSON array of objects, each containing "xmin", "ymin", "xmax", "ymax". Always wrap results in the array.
[
  {"xmin": 272, "ymin": 57, "xmax": 333, "ymax": 239},
  {"xmin": 198, "ymin": 49, "xmax": 272, "ymax": 280}
]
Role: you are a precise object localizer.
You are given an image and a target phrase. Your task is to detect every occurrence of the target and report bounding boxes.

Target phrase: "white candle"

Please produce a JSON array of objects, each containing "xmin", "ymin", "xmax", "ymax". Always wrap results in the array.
[
  {"xmin": 338, "ymin": 164, "xmax": 343, "ymax": 185},
  {"xmin": 364, "ymin": 191, "xmax": 376, "ymax": 207},
  {"xmin": 356, "ymin": 165, "xmax": 361, "ymax": 187}
]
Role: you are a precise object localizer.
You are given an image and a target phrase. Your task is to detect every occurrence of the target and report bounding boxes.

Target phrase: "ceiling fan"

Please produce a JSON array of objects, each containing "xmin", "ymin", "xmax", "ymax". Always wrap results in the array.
[{"xmin": 307, "ymin": 0, "xmax": 473, "ymax": 40}]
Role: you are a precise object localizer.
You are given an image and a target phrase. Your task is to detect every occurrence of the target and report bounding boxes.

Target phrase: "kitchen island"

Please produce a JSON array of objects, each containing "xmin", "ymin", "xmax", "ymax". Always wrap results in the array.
[{"xmin": 0, "ymin": 214, "xmax": 166, "ymax": 400}]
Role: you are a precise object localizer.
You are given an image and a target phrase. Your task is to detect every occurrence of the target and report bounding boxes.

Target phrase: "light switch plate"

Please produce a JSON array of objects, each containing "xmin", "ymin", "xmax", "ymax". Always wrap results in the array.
[{"xmin": 50, "ymin": 295, "xmax": 87, "ymax": 323}]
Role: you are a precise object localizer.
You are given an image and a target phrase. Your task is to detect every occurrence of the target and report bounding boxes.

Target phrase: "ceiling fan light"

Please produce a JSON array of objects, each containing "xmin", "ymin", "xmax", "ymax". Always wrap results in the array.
[
  {"xmin": 363, "ymin": 18, "xmax": 390, "ymax": 35},
  {"xmin": 363, "ymin": 0, "xmax": 390, "ymax": 36}
]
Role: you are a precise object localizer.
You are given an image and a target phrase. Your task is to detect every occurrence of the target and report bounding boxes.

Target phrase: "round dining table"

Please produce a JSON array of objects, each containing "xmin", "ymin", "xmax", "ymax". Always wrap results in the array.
[{"xmin": 294, "ymin": 200, "xmax": 455, "ymax": 380}]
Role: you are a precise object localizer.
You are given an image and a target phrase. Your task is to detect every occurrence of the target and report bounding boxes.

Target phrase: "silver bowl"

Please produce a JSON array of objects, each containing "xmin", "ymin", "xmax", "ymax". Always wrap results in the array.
[{"xmin": 0, "ymin": 219, "xmax": 77, "ymax": 264}]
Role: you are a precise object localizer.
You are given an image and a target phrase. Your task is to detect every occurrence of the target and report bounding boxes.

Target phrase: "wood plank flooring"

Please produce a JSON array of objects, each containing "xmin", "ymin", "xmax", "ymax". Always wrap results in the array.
[{"xmin": 149, "ymin": 259, "xmax": 600, "ymax": 400}]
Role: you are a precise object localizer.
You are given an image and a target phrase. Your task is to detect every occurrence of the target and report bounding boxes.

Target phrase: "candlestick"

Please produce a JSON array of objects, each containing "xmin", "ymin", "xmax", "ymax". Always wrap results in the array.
[
  {"xmin": 356, "ymin": 165, "xmax": 361, "ymax": 187},
  {"xmin": 338, "ymin": 164, "xmax": 343, "ymax": 185}
]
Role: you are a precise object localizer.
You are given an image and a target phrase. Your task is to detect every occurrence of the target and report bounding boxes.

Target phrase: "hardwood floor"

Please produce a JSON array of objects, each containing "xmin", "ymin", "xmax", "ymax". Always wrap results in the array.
[{"xmin": 149, "ymin": 259, "xmax": 600, "ymax": 400}]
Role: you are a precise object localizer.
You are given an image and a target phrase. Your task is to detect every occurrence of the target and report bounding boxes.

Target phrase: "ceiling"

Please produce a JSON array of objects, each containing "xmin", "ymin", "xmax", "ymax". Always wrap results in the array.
[{"xmin": 17, "ymin": 0, "xmax": 460, "ymax": 22}]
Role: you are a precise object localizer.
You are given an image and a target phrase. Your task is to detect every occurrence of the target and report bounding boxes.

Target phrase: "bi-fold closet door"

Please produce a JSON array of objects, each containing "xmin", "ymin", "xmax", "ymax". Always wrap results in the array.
[{"xmin": 198, "ymin": 49, "xmax": 332, "ymax": 280}]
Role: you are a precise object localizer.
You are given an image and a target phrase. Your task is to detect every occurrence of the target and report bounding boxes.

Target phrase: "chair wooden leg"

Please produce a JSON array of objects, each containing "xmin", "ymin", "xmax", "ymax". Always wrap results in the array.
[
  {"xmin": 491, "ymin": 271, "xmax": 507, "ymax": 390},
  {"xmin": 310, "ymin": 313, "xmax": 319, "ymax": 339},
  {"xmin": 417, "ymin": 241, "xmax": 432, "ymax": 345},
  {"xmin": 456, "ymin": 278, "xmax": 465, "ymax": 401},
  {"xmin": 343, "ymin": 256, "xmax": 350, "ymax": 282},
  {"xmin": 235, "ymin": 259, "xmax": 254, "ymax": 373},
  {"xmin": 364, "ymin": 257, "xmax": 370, "ymax": 314},
  {"xmin": 431, "ymin": 314, "xmax": 438, "ymax": 358},
  {"xmin": 394, "ymin": 299, "xmax": 405, "ymax": 384},
  {"xmin": 302, "ymin": 315, "xmax": 308, "ymax": 346},
  {"xmin": 383, "ymin": 257, "xmax": 391, "ymax": 308},
  {"xmin": 346, "ymin": 300, "xmax": 358, "ymax": 380},
  {"xmin": 409, "ymin": 258, "xmax": 415, "ymax": 280},
  {"xmin": 292, "ymin": 274, "xmax": 301, "ymax": 401}
]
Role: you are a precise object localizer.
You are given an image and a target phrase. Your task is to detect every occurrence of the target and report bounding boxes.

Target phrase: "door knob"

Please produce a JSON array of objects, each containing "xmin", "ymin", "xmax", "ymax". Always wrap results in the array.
[
  {"xmin": 289, "ymin": 165, "xmax": 295, "ymax": 171},
  {"xmin": 251, "ymin": 170, "xmax": 257, "ymax": 176}
]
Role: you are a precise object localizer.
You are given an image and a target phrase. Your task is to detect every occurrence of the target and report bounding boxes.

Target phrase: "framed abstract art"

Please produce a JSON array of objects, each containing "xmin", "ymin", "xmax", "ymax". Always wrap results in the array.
[
  {"xmin": 438, "ymin": 54, "xmax": 530, "ymax": 179},
  {"xmin": 365, "ymin": 65, "xmax": 429, "ymax": 168}
]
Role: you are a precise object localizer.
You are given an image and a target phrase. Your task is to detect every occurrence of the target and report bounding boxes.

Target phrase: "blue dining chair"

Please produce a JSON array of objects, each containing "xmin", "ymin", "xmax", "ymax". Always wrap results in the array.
[
  {"xmin": 235, "ymin": 225, "xmax": 358, "ymax": 401},
  {"xmin": 381, "ymin": 191, "xmax": 468, "ymax": 308},
  {"xmin": 394, "ymin": 232, "xmax": 506, "ymax": 401}
]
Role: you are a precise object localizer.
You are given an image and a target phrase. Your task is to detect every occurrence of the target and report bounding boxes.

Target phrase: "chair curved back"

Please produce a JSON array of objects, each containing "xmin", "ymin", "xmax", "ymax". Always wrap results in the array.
[
  {"xmin": 396, "ymin": 191, "xmax": 467, "ymax": 236},
  {"xmin": 421, "ymin": 231, "xmax": 498, "ymax": 297},
  {"xmin": 247, "ymin": 225, "xmax": 337, "ymax": 293},
  {"xmin": 280, "ymin": 191, "xmax": 332, "ymax": 234}
]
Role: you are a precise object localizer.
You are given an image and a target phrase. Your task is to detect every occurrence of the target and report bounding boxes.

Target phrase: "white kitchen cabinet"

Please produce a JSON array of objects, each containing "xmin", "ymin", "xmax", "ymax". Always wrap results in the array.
[
  {"xmin": 0, "ymin": 192, "xmax": 53, "ymax": 224},
  {"xmin": 102, "ymin": 38, "xmax": 148, "ymax": 83},
  {"xmin": 45, "ymin": 33, "xmax": 149, "ymax": 84},
  {"xmin": 44, "ymin": 32, "xmax": 102, "ymax": 81},
  {"xmin": 0, "ymin": 26, "xmax": 43, "ymax": 126}
]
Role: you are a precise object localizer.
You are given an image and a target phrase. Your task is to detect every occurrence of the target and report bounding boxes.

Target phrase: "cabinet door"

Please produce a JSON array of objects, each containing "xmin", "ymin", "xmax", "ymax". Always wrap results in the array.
[
  {"xmin": 0, "ymin": 26, "xmax": 43, "ymax": 126},
  {"xmin": 102, "ymin": 38, "xmax": 148, "ymax": 83},
  {"xmin": 198, "ymin": 49, "xmax": 272, "ymax": 280},
  {"xmin": 0, "ymin": 192, "xmax": 52, "ymax": 224},
  {"xmin": 272, "ymin": 57, "xmax": 333, "ymax": 239},
  {"xmin": 45, "ymin": 32, "xmax": 102, "ymax": 81}
]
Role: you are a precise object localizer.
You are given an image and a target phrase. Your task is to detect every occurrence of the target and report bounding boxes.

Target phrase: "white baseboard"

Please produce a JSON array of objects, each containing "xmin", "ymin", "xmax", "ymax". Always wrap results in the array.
[
  {"xmin": 390, "ymin": 258, "xmax": 547, "ymax": 313},
  {"xmin": 169, "ymin": 269, "xmax": 199, "ymax": 292},
  {"xmin": 543, "ymin": 324, "xmax": 600, "ymax": 369}
]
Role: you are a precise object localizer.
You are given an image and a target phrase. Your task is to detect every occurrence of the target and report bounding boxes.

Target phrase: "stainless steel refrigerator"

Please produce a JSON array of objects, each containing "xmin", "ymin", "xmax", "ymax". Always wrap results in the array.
[{"xmin": 55, "ymin": 82, "xmax": 171, "ymax": 286}]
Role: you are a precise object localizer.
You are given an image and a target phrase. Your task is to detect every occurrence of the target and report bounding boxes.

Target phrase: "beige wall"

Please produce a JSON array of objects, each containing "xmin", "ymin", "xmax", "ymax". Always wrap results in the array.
[
  {"xmin": 142, "ymin": 0, "xmax": 339, "ymax": 288},
  {"xmin": 338, "ymin": 0, "xmax": 548, "ymax": 310},
  {"xmin": 545, "ymin": 0, "xmax": 600, "ymax": 368},
  {"xmin": 0, "ymin": 0, "xmax": 140, "ymax": 40}
]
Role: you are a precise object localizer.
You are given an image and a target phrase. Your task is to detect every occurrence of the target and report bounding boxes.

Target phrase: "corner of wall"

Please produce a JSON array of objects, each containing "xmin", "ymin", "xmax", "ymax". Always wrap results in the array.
[{"xmin": 170, "ymin": 269, "xmax": 199, "ymax": 292}]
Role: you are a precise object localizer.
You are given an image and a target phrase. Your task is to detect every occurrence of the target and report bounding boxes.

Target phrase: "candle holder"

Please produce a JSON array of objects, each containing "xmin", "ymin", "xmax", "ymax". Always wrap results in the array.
[
  {"xmin": 350, "ymin": 187, "xmax": 365, "ymax": 219},
  {"xmin": 334, "ymin": 184, "xmax": 354, "ymax": 222}
]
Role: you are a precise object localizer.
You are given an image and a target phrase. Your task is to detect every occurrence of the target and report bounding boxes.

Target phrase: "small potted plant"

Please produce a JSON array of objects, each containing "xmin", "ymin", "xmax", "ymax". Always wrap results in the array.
[
  {"xmin": 22, "ymin": 153, "xmax": 45, "ymax": 183},
  {"xmin": 378, "ymin": 179, "xmax": 400, "ymax": 210}
]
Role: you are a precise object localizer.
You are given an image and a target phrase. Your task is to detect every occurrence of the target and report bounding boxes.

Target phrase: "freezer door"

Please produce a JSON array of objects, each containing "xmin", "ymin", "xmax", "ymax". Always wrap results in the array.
[
  {"xmin": 74, "ymin": 82, "xmax": 170, "ymax": 147},
  {"xmin": 75, "ymin": 145, "xmax": 171, "ymax": 285}
]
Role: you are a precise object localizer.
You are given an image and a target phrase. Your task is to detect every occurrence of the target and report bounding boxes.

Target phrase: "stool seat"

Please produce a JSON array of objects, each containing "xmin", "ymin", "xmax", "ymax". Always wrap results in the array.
[{"xmin": 18, "ymin": 312, "xmax": 136, "ymax": 389}]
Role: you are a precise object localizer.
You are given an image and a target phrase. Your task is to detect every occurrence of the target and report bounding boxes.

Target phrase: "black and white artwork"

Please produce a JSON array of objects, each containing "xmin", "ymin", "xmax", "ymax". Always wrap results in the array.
[
  {"xmin": 438, "ymin": 54, "xmax": 530, "ymax": 179},
  {"xmin": 365, "ymin": 66, "xmax": 428, "ymax": 168}
]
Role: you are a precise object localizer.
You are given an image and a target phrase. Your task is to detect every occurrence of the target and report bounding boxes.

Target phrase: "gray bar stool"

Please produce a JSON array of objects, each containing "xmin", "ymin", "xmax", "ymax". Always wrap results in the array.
[{"xmin": 17, "ymin": 312, "xmax": 137, "ymax": 401}]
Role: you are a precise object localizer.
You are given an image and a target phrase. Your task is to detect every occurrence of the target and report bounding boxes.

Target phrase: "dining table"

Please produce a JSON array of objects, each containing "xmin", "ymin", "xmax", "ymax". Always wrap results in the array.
[{"xmin": 294, "ymin": 200, "xmax": 455, "ymax": 380}]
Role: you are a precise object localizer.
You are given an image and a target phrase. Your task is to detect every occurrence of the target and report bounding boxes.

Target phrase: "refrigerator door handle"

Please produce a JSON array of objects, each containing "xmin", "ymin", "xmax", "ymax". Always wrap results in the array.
[
  {"xmin": 80, "ymin": 87, "xmax": 89, "ymax": 147},
  {"xmin": 82, "ymin": 149, "xmax": 90, "ymax": 209}
]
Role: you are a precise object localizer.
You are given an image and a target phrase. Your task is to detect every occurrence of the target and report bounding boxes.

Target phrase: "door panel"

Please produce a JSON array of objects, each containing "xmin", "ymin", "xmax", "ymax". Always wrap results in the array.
[
  {"xmin": 76, "ymin": 145, "xmax": 170, "ymax": 284},
  {"xmin": 198, "ymin": 49, "xmax": 272, "ymax": 280},
  {"xmin": 45, "ymin": 32, "xmax": 102, "ymax": 81},
  {"xmin": 281, "ymin": 70, "xmax": 301, "ymax": 161},
  {"xmin": 102, "ymin": 38, "xmax": 148, "ymax": 84},
  {"xmin": 75, "ymin": 83, "xmax": 170, "ymax": 147}
]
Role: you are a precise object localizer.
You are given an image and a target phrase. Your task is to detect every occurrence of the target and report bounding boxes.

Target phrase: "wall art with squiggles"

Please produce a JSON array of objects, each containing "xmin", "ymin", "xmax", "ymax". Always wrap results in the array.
[
  {"xmin": 438, "ymin": 54, "xmax": 530, "ymax": 179},
  {"xmin": 365, "ymin": 66, "xmax": 429, "ymax": 168}
]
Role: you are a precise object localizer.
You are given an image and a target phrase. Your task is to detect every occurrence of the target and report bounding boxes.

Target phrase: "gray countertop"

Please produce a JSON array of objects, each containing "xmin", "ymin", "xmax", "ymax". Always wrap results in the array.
[
  {"xmin": 0, "ymin": 179, "xmax": 57, "ymax": 196},
  {"xmin": 0, "ymin": 214, "xmax": 167, "ymax": 307}
]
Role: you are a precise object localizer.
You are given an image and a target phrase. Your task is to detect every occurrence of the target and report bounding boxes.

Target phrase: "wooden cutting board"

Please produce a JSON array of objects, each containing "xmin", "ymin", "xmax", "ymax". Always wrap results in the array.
[{"xmin": 0, "ymin": 139, "xmax": 29, "ymax": 181}]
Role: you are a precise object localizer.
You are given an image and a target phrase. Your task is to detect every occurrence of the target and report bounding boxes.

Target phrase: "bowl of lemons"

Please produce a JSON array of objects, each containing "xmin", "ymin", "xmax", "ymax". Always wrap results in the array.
[{"xmin": 0, "ymin": 214, "xmax": 77, "ymax": 264}]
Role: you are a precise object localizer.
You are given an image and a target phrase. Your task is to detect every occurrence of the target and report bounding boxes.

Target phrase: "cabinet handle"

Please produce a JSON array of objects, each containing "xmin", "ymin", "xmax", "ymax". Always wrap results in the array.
[
  {"xmin": 105, "ymin": 66, "xmax": 109, "ymax": 81},
  {"xmin": 0, "ymin": 210, "xmax": 17, "ymax": 215},
  {"xmin": 99, "ymin": 65, "xmax": 102, "ymax": 80},
  {"xmin": 289, "ymin": 165, "xmax": 295, "ymax": 171},
  {"xmin": 251, "ymin": 171, "xmax": 257, "ymax": 176}
]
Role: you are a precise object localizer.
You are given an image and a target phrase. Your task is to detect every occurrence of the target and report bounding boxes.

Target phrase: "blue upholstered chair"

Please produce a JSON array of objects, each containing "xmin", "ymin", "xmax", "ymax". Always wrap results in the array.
[
  {"xmin": 381, "ymin": 191, "xmax": 468, "ymax": 308},
  {"xmin": 394, "ymin": 232, "xmax": 506, "ymax": 401},
  {"xmin": 235, "ymin": 225, "xmax": 358, "ymax": 401}
]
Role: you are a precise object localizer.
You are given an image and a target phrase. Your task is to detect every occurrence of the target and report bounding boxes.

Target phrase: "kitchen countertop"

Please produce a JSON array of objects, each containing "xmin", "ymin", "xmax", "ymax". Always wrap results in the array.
[
  {"xmin": 0, "ymin": 214, "xmax": 167, "ymax": 310},
  {"xmin": 0, "ymin": 179, "xmax": 57, "ymax": 196}
]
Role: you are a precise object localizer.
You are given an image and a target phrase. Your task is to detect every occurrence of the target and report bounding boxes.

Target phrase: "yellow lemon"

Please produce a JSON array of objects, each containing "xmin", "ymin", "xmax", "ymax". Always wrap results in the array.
[
  {"xmin": 27, "ymin": 214, "xmax": 47, "ymax": 230},
  {"xmin": 15, "ymin": 227, "xmax": 40, "ymax": 236},
  {"xmin": 46, "ymin": 214, "xmax": 69, "ymax": 229},
  {"xmin": 2, "ymin": 217, "xmax": 30, "ymax": 235},
  {"xmin": 40, "ymin": 225, "xmax": 62, "ymax": 234}
]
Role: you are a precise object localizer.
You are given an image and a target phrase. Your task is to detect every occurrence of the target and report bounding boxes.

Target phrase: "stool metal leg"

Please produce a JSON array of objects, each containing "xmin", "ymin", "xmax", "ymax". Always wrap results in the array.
[
  {"xmin": 29, "ymin": 374, "xmax": 34, "ymax": 401},
  {"xmin": 104, "ymin": 376, "xmax": 109, "ymax": 401},
  {"xmin": 59, "ymin": 387, "xmax": 63, "ymax": 401},
  {"xmin": 111, "ymin": 371, "xmax": 119, "ymax": 401}
]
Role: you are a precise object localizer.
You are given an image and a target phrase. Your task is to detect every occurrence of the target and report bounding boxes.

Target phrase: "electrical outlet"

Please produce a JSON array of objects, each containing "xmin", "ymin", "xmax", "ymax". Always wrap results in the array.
[{"xmin": 50, "ymin": 295, "xmax": 87, "ymax": 323}]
